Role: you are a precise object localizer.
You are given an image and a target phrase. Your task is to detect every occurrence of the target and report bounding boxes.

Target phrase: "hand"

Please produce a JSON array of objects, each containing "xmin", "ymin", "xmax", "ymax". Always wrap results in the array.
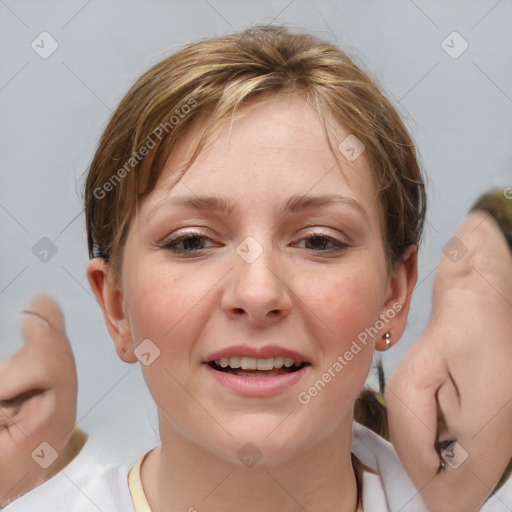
[
  {"xmin": 0, "ymin": 296, "xmax": 79, "ymax": 507},
  {"xmin": 385, "ymin": 209, "xmax": 512, "ymax": 512}
]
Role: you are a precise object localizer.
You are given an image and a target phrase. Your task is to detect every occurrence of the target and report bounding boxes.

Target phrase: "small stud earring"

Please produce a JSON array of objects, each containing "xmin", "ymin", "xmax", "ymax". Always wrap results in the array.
[{"xmin": 384, "ymin": 332, "xmax": 391, "ymax": 347}]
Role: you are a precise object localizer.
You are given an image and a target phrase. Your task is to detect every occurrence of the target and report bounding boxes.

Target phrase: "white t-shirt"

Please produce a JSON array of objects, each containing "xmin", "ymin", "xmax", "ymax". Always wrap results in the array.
[
  {"xmin": 3, "ymin": 439, "xmax": 134, "ymax": 512},
  {"xmin": 352, "ymin": 422, "xmax": 512, "ymax": 512},
  {"xmin": 4, "ymin": 423, "xmax": 512, "ymax": 512}
]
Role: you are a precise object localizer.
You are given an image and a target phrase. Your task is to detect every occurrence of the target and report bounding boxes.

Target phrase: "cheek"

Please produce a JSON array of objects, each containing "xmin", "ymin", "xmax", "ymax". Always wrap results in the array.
[
  {"xmin": 298, "ymin": 263, "xmax": 386, "ymax": 345},
  {"xmin": 293, "ymin": 266, "xmax": 384, "ymax": 408},
  {"xmin": 123, "ymin": 266, "xmax": 208, "ymax": 415},
  {"xmin": 123, "ymin": 262, "xmax": 217, "ymax": 360}
]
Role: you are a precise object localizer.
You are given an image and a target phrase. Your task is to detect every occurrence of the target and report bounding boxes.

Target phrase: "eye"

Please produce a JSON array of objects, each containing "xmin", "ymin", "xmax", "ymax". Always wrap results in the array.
[
  {"xmin": 0, "ymin": 388, "xmax": 46, "ymax": 416},
  {"xmin": 160, "ymin": 231, "xmax": 216, "ymax": 255},
  {"xmin": 297, "ymin": 233, "xmax": 349, "ymax": 252},
  {"xmin": 159, "ymin": 230, "xmax": 349, "ymax": 255}
]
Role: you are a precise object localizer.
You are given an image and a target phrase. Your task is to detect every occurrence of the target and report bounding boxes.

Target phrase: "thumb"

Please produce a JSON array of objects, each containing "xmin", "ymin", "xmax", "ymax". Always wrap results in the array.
[{"xmin": 20, "ymin": 295, "xmax": 70, "ymax": 353}]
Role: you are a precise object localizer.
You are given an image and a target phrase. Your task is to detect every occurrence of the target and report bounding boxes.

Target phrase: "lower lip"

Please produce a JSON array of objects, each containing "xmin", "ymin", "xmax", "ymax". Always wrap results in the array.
[{"xmin": 202, "ymin": 363, "xmax": 309, "ymax": 397}]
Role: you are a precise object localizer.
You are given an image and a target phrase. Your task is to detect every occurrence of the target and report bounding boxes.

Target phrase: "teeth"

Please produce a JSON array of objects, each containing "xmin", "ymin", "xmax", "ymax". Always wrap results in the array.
[
  {"xmin": 273, "ymin": 356, "xmax": 284, "ymax": 369},
  {"xmin": 229, "ymin": 356, "xmax": 241, "ymax": 368},
  {"xmin": 213, "ymin": 356, "xmax": 302, "ymax": 370},
  {"xmin": 241, "ymin": 356, "xmax": 257, "ymax": 370},
  {"xmin": 234, "ymin": 371, "xmax": 281, "ymax": 377},
  {"xmin": 257, "ymin": 358, "xmax": 274, "ymax": 370}
]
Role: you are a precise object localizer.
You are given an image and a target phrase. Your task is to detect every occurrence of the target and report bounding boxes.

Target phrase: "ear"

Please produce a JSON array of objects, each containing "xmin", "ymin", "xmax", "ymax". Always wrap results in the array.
[
  {"xmin": 86, "ymin": 258, "xmax": 137, "ymax": 363},
  {"xmin": 375, "ymin": 245, "xmax": 418, "ymax": 351}
]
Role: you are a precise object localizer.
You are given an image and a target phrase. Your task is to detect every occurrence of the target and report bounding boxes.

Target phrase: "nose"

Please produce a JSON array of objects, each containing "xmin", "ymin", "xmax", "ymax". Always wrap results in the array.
[{"xmin": 221, "ymin": 240, "xmax": 292, "ymax": 326}]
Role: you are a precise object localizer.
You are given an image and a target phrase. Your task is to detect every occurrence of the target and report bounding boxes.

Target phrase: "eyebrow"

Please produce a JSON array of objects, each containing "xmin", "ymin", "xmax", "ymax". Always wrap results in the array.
[{"xmin": 148, "ymin": 193, "xmax": 369, "ymax": 220}]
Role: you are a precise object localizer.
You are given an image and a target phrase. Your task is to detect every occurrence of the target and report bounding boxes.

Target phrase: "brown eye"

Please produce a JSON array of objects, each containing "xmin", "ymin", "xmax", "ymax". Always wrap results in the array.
[
  {"xmin": 159, "ymin": 230, "xmax": 218, "ymax": 256},
  {"xmin": 436, "ymin": 438, "xmax": 457, "ymax": 456},
  {"xmin": 436, "ymin": 439, "xmax": 457, "ymax": 473},
  {"xmin": 0, "ymin": 388, "xmax": 46, "ymax": 416},
  {"xmin": 299, "ymin": 234, "xmax": 348, "ymax": 252},
  {"xmin": 166, "ymin": 234, "xmax": 207, "ymax": 252}
]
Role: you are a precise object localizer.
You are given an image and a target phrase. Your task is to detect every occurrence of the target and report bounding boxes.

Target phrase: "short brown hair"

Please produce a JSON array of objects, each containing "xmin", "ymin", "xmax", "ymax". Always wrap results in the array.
[{"xmin": 84, "ymin": 24, "xmax": 426, "ymax": 278}]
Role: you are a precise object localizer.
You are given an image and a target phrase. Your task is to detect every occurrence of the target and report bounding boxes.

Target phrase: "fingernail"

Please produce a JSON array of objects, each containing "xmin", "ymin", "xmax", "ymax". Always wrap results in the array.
[{"xmin": 20, "ymin": 310, "xmax": 50, "ymax": 326}]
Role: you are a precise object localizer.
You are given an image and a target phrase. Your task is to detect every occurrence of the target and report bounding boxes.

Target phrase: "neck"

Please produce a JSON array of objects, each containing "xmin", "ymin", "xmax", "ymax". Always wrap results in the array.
[{"xmin": 141, "ymin": 413, "xmax": 359, "ymax": 512}]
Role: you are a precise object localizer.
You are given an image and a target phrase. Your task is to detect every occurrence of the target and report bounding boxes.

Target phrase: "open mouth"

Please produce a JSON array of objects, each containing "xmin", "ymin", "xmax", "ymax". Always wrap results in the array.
[{"xmin": 207, "ymin": 356, "xmax": 310, "ymax": 377}]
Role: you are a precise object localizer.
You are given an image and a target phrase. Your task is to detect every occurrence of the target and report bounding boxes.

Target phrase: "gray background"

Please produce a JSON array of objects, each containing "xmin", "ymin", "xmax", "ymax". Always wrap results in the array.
[{"xmin": 1, "ymin": 0, "xmax": 511, "ymax": 464}]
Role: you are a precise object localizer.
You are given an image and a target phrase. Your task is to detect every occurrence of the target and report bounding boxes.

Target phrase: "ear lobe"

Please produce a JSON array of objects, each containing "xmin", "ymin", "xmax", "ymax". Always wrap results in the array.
[
  {"xmin": 86, "ymin": 258, "xmax": 137, "ymax": 364},
  {"xmin": 376, "ymin": 245, "xmax": 418, "ymax": 351}
]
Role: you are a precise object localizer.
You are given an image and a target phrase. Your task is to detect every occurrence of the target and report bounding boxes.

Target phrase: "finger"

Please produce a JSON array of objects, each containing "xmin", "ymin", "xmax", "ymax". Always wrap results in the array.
[
  {"xmin": 19, "ymin": 296, "xmax": 74, "ymax": 363},
  {"xmin": 0, "ymin": 296, "xmax": 74, "ymax": 400},
  {"xmin": 21, "ymin": 295, "xmax": 66, "ymax": 336}
]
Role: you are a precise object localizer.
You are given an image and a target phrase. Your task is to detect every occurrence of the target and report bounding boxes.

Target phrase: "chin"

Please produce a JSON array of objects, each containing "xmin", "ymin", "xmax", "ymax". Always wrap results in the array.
[{"xmin": 209, "ymin": 419, "xmax": 313, "ymax": 468}]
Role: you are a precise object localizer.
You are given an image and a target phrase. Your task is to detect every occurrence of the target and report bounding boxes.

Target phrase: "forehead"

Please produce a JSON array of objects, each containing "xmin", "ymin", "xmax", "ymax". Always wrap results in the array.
[{"xmin": 145, "ymin": 94, "xmax": 378, "ymax": 217}]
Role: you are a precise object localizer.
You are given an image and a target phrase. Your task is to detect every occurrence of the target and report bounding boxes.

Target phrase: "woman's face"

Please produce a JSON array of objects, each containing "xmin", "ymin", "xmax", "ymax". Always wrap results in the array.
[{"xmin": 115, "ymin": 94, "xmax": 401, "ymax": 465}]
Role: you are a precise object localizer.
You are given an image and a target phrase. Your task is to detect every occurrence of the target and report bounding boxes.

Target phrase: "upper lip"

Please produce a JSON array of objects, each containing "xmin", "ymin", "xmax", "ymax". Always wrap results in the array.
[{"xmin": 203, "ymin": 345, "xmax": 310, "ymax": 363}]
